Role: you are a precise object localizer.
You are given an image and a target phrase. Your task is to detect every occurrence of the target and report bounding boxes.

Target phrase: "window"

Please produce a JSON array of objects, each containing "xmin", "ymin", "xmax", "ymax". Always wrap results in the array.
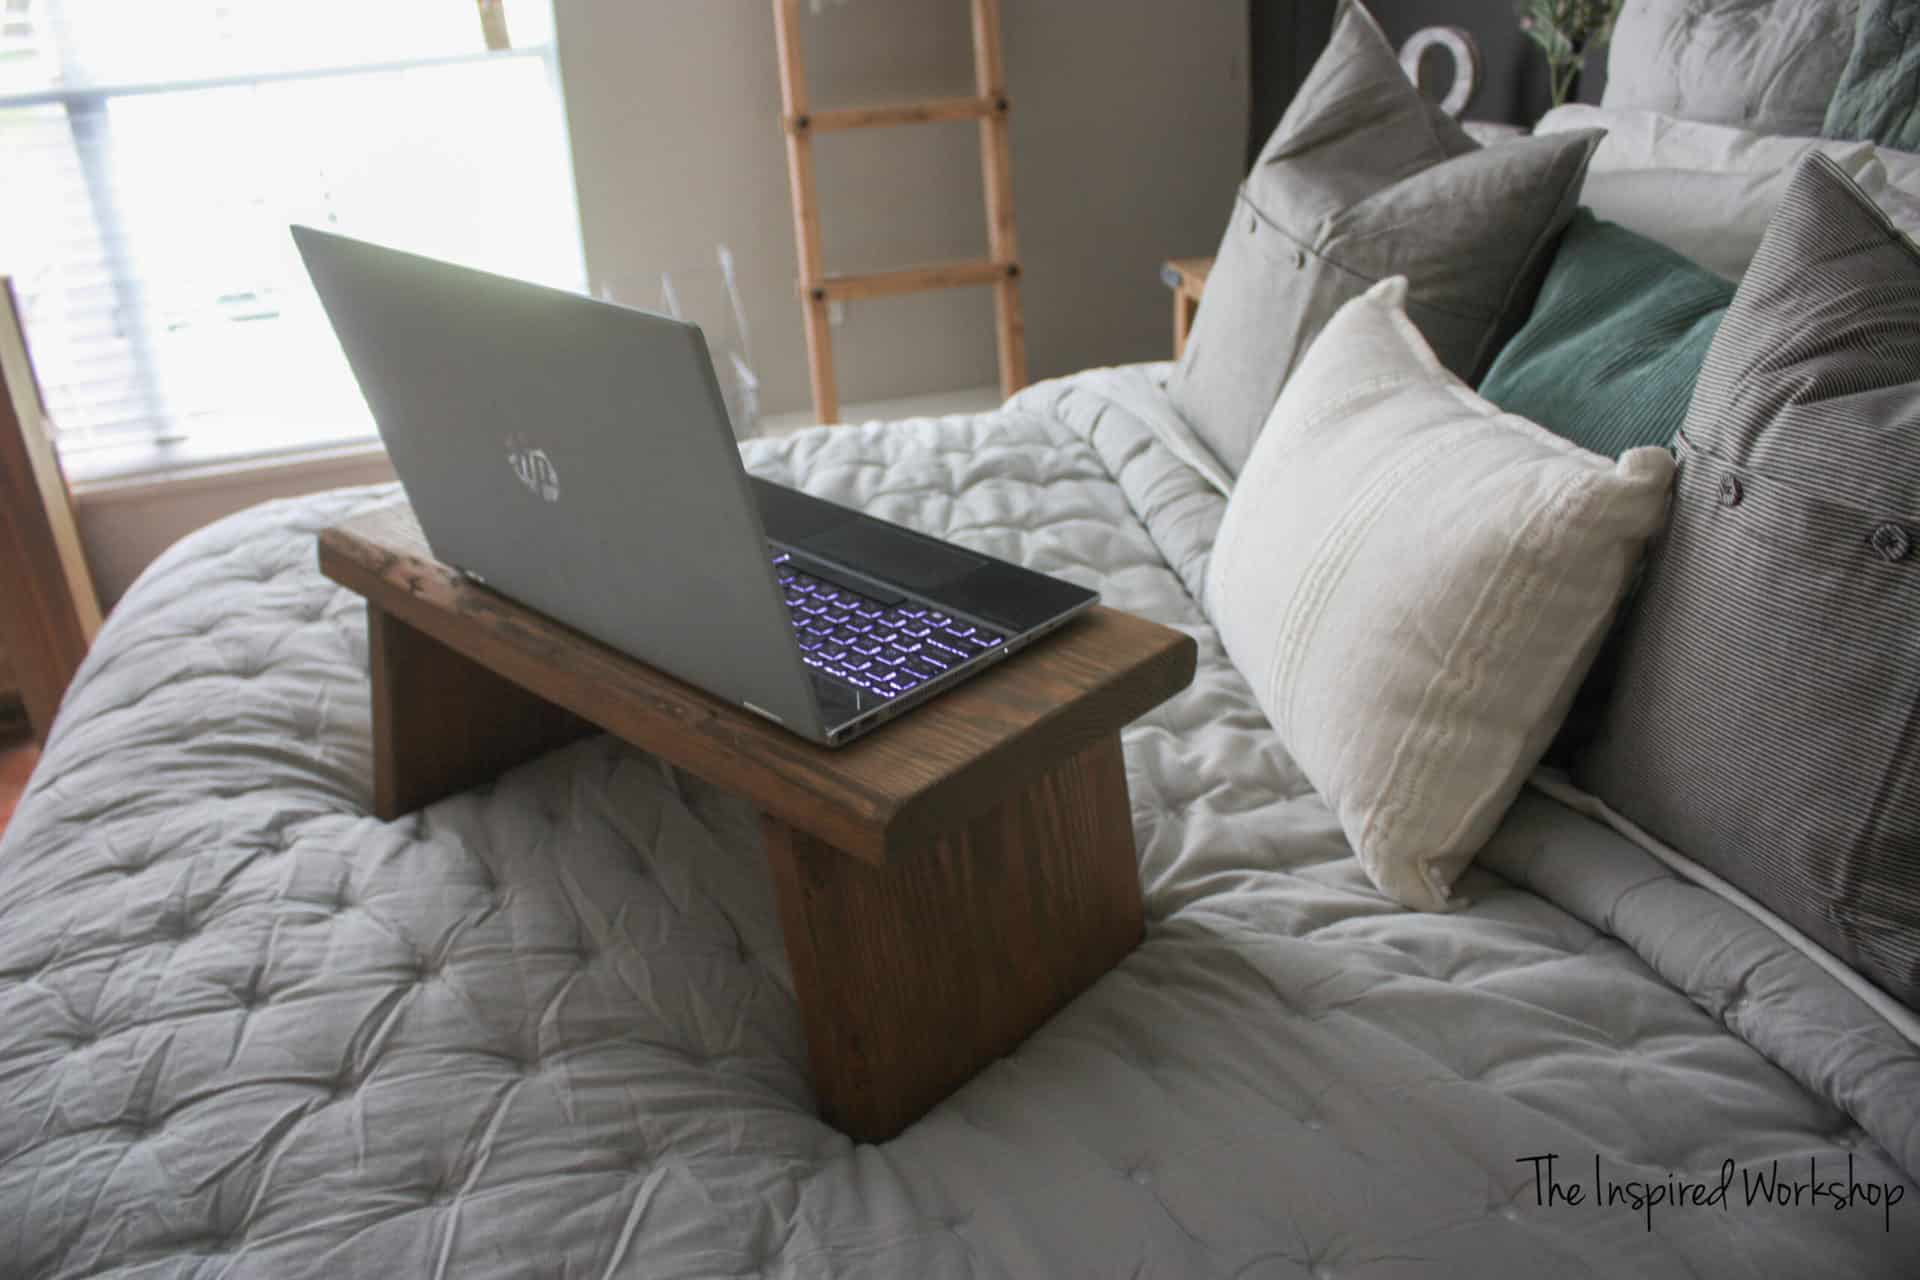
[{"xmin": 0, "ymin": 0, "xmax": 583, "ymax": 479}]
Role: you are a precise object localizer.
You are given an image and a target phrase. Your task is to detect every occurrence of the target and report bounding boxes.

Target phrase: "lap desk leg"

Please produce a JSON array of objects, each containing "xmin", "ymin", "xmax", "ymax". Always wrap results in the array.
[
  {"xmin": 764, "ymin": 733, "xmax": 1141, "ymax": 1140},
  {"xmin": 368, "ymin": 607, "xmax": 591, "ymax": 817}
]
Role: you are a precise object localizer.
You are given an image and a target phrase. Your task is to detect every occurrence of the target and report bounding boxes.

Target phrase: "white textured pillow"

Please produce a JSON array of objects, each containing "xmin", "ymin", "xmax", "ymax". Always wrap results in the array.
[
  {"xmin": 1535, "ymin": 104, "xmax": 1920, "ymax": 279},
  {"xmin": 1204, "ymin": 278, "xmax": 1674, "ymax": 911},
  {"xmin": 1537, "ymin": 104, "xmax": 1881, "ymax": 178}
]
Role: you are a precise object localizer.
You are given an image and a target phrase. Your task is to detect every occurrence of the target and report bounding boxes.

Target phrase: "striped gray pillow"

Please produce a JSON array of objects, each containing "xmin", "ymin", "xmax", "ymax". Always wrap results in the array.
[{"xmin": 1579, "ymin": 153, "xmax": 1920, "ymax": 1010}]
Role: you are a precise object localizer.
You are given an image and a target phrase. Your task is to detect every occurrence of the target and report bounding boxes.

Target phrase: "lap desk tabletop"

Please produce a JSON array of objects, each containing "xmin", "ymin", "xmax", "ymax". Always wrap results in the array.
[{"xmin": 318, "ymin": 501, "xmax": 1196, "ymax": 1140}]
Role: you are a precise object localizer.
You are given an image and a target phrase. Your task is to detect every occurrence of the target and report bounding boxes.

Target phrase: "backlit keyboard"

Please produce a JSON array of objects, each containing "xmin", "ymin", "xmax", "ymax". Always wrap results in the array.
[{"xmin": 772, "ymin": 552, "xmax": 1004, "ymax": 701}]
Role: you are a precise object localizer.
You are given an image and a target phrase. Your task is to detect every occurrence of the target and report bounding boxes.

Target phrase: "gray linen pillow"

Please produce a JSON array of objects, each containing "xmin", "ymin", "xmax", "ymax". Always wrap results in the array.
[
  {"xmin": 1604, "ymin": 0, "xmax": 1859, "ymax": 137},
  {"xmin": 1579, "ymin": 154, "xmax": 1920, "ymax": 1010},
  {"xmin": 1165, "ymin": 0, "xmax": 1600, "ymax": 485}
]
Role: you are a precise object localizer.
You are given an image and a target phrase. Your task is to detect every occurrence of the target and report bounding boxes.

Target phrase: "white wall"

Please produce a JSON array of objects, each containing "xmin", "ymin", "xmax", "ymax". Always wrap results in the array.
[
  {"xmin": 555, "ymin": 0, "xmax": 1247, "ymax": 414},
  {"xmin": 75, "ymin": 448, "xmax": 396, "ymax": 604}
]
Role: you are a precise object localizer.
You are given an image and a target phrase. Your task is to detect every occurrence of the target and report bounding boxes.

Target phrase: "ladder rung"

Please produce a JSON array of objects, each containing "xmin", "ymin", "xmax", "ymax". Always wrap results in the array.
[
  {"xmin": 813, "ymin": 259, "xmax": 1016, "ymax": 302},
  {"xmin": 797, "ymin": 95, "xmax": 1002, "ymax": 133}
]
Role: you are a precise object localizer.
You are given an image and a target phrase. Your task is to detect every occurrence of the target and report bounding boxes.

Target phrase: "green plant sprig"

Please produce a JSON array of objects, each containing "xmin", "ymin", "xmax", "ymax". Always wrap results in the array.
[{"xmin": 1518, "ymin": 0, "xmax": 1624, "ymax": 108}]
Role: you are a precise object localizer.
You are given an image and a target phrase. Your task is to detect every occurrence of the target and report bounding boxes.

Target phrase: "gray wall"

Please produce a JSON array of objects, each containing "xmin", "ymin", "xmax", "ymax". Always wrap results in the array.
[
  {"xmin": 1250, "ymin": 0, "xmax": 1607, "ymax": 161},
  {"xmin": 555, "ymin": 1, "xmax": 1248, "ymax": 418}
]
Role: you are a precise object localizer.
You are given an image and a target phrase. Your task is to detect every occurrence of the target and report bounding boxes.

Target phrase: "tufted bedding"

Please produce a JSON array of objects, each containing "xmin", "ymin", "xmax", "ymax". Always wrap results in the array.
[{"xmin": 3, "ymin": 365, "xmax": 1917, "ymax": 1278}]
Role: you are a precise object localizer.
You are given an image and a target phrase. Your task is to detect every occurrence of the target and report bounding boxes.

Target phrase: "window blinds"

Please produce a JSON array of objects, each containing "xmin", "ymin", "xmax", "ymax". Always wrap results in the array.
[{"xmin": 0, "ymin": 0, "xmax": 577, "ymax": 470}]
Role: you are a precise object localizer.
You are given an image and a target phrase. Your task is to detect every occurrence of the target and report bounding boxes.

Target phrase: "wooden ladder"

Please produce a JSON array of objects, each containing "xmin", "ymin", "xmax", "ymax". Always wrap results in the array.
[{"xmin": 772, "ymin": 0, "xmax": 1027, "ymax": 425}]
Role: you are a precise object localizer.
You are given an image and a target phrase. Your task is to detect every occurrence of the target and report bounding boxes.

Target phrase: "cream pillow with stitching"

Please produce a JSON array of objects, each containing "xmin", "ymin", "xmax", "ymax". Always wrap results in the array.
[{"xmin": 1205, "ymin": 278, "xmax": 1675, "ymax": 911}]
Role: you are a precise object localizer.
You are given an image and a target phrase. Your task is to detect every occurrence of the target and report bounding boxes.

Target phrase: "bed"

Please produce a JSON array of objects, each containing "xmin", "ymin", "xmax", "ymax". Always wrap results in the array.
[
  {"xmin": 6, "ymin": 2, "xmax": 1920, "ymax": 1275},
  {"xmin": 2, "ymin": 363, "xmax": 1913, "ymax": 1277}
]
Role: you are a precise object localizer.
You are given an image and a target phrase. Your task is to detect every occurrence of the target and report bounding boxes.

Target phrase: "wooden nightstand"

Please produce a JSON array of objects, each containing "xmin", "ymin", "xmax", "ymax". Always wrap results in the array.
[
  {"xmin": 319, "ymin": 501, "xmax": 1196, "ymax": 1141},
  {"xmin": 1160, "ymin": 256, "xmax": 1213, "ymax": 360}
]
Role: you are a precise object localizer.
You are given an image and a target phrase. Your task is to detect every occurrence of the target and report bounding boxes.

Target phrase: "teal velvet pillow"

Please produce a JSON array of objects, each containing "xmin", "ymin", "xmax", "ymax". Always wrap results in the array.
[
  {"xmin": 1479, "ymin": 211, "xmax": 1733, "ymax": 457},
  {"xmin": 1823, "ymin": 0, "xmax": 1920, "ymax": 151}
]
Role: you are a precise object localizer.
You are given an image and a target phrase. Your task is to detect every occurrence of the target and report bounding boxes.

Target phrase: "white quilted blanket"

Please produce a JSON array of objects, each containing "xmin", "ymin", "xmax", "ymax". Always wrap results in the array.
[{"xmin": 2, "ymin": 366, "xmax": 1915, "ymax": 1277}]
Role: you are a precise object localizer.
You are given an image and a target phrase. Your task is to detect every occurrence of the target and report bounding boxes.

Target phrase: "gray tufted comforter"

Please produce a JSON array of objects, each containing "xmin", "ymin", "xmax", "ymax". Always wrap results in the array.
[{"xmin": 3, "ymin": 366, "xmax": 1916, "ymax": 1277}]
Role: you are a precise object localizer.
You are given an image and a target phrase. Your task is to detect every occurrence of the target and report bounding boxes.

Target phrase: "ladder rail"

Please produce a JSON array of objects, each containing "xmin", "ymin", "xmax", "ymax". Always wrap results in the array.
[
  {"xmin": 795, "ymin": 94, "xmax": 997, "ymax": 134},
  {"xmin": 771, "ymin": 0, "xmax": 839, "ymax": 423},
  {"xmin": 771, "ymin": 0, "xmax": 1028, "ymax": 424},
  {"xmin": 819, "ymin": 258, "xmax": 1016, "ymax": 302},
  {"xmin": 970, "ymin": 0, "xmax": 1026, "ymax": 397}
]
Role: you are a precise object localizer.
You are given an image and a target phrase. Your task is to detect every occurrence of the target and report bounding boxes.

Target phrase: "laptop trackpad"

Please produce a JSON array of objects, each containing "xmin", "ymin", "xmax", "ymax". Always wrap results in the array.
[{"xmin": 805, "ymin": 519, "xmax": 986, "ymax": 592}]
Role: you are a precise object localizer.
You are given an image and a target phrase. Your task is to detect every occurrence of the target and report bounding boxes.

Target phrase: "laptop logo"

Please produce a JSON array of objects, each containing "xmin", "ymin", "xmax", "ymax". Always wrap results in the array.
[{"xmin": 506, "ymin": 436, "xmax": 560, "ymax": 502}]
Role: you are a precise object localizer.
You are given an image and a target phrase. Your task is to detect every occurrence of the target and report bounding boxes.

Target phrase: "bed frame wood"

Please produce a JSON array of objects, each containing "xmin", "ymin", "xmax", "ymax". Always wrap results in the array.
[{"xmin": 0, "ymin": 278, "xmax": 102, "ymax": 745}]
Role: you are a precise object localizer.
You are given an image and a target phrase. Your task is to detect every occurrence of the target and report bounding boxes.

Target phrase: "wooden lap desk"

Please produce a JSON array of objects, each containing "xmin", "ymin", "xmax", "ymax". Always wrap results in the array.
[{"xmin": 318, "ymin": 502, "xmax": 1196, "ymax": 1141}]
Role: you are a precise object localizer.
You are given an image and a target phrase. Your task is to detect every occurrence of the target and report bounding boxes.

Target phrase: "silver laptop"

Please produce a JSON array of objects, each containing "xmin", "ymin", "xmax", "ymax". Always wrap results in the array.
[{"xmin": 293, "ymin": 227, "xmax": 1097, "ymax": 746}]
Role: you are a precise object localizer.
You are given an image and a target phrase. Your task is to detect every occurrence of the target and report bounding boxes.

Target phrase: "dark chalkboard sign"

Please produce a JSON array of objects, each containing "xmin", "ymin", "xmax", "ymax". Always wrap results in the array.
[{"xmin": 1248, "ymin": 0, "xmax": 1608, "ymax": 163}]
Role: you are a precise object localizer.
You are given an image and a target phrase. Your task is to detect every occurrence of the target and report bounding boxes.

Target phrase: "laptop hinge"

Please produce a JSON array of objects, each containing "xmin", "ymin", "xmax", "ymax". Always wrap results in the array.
[{"xmin": 742, "ymin": 701, "xmax": 786, "ymax": 726}]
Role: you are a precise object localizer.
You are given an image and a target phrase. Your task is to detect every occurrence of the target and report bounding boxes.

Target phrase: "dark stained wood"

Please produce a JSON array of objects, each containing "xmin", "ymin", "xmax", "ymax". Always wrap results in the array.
[
  {"xmin": 0, "ymin": 277, "xmax": 102, "ymax": 745},
  {"xmin": 318, "ymin": 502, "xmax": 1196, "ymax": 863},
  {"xmin": 367, "ymin": 606, "xmax": 591, "ymax": 818},
  {"xmin": 321, "ymin": 499, "xmax": 1192, "ymax": 1139},
  {"xmin": 0, "ymin": 735, "xmax": 36, "ymax": 839},
  {"xmin": 765, "ymin": 732, "xmax": 1141, "ymax": 1141}
]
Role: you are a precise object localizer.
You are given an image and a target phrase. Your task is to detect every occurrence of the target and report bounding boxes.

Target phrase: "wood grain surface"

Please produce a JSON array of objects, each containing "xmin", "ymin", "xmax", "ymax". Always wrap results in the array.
[
  {"xmin": 817, "ymin": 258, "xmax": 1011, "ymax": 302},
  {"xmin": 770, "ymin": 0, "xmax": 1027, "ymax": 419},
  {"xmin": 771, "ymin": 0, "xmax": 838, "ymax": 423},
  {"xmin": 322, "ymin": 500, "xmax": 1189, "ymax": 1140},
  {"xmin": 802, "ymin": 95, "xmax": 996, "ymax": 133},
  {"xmin": 971, "ymin": 0, "xmax": 1028, "ymax": 396},
  {"xmin": 765, "ymin": 732, "xmax": 1141, "ymax": 1140},
  {"xmin": 318, "ymin": 502, "xmax": 1196, "ymax": 865},
  {"xmin": 369, "ymin": 607, "xmax": 591, "ymax": 818},
  {"xmin": 0, "ymin": 277, "xmax": 102, "ymax": 745}
]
